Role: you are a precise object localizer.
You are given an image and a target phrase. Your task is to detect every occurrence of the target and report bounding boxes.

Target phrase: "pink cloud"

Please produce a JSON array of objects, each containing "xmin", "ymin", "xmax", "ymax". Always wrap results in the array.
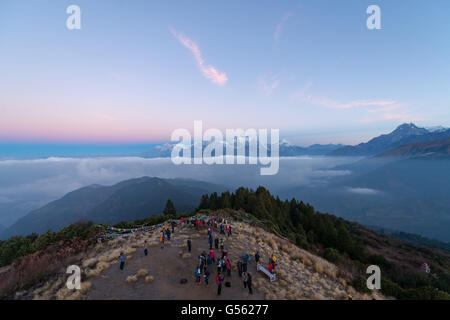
[{"xmin": 170, "ymin": 27, "xmax": 228, "ymax": 86}]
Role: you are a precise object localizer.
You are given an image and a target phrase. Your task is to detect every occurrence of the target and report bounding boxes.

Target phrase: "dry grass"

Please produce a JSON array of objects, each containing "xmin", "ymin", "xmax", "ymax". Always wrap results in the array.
[
  {"xmin": 86, "ymin": 261, "xmax": 110, "ymax": 278},
  {"xmin": 82, "ymin": 258, "xmax": 97, "ymax": 268},
  {"xmin": 79, "ymin": 281, "xmax": 92, "ymax": 294},
  {"xmin": 126, "ymin": 275, "xmax": 138, "ymax": 283},
  {"xmin": 137, "ymin": 269, "xmax": 148, "ymax": 277},
  {"xmin": 145, "ymin": 275, "xmax": 154, "ymax": 284},
  {"xmin": 181, "ymin": 253, "xmax": 191, "ymax": 259}
]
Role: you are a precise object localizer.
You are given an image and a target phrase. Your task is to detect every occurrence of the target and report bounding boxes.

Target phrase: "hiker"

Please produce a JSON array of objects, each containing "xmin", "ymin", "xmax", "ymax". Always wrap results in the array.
[
  {"xmin": 237, "ymin": 260, "xmax": 243, "ymax": 277},
  {"xmin": 242, "ymin": 271, "xmax": 248, "ymax": 288},
  {"xmin": 226, "ymin": 225, "xmax": 230, "ymax": 237},
  {"xmin": 255, "ymin": 251, "xmax": 260, "ymax": 264},
  {"xmin": 208, "ymin": 235, "xmax": 213, "ymax": 249},
  {"xmin": 160, "ymin": 234, "xmax": 165, "ymax": 249},
  {"xmin": 229, "ymin": 225, "xmax": 232, "ymax": 236},
  {"xmin": 209, "ymin": 249, "xmax": 216, "ymax": 263},
  {"xmin": 242, "ymin": 259, "xmax": 248, "ymax": 273},
  {"xmin": 222, "ymin": 257, "xmax": 227, "ymax": 274},
  {"xmin": 270, "ymin": 254, "xmax": 277, "ymax": 266},
  {"xmin": 214, "ymin": 238, "xmax": 219, "ymax": 249},
  {"xmin": 204, "ymin": 267, "xmax": 210, "ymax": 286},
  {"xmin": 226, "ymin": 259, "xmax": 232, "ymax": 277},
  {"xmin": 119, "ymin": 252, "xmax": 126, "ymax": 270},
  {"xmin": 199, "ymin": 255, "xmax": 205, "ymax": 272},
  {"xmin": 268, "ymin": 263, "xmax": 274, "ymax": 273},
  {"xmin": 216, "ymin": 273, "xmax": 224, "ymax": 295},
  {"xmin": 166, "ymin": 229, "xmax": 171, "ymax": 241},
  {"xmin": 187, "ymin": 238, "xmax": 192, "ymax": 252},
  {"xmin": 144, "ymin": 240, "xmax": 148, "ymax": 256},
  {"xmin": 239, "ymin": 222, "xmax": 242, "ymax": 228},
  {"xmin": 171, "ymin": 221, "xmax": 175, "ymax": 233},
  {"xmin": 247, "ymin": 273, "xmax": 253, "ymax": 294},
  {"xmin": 220, "ymin": 238, "xmax": 224, "ymax": 250},
  {"xmin": 207, "ymin": 253, "xmax": 213, "ymax": 266},
  {"xmin": 217, "ymin": 257, "xmax": 222, "ymax": 273},
  {"xmin": 220, "ymin": 225, "xmax": 224, "ymax": 234},
  {"xmin": 195, "ymin": 267, "xmax": 201, "ymax": 285}
]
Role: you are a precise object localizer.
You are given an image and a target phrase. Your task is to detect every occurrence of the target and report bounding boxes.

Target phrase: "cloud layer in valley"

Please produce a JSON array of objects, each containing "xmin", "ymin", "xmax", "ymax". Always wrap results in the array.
[{"xmin": 0, "ymin": 156, "xmax": 357, "ymax": 226}]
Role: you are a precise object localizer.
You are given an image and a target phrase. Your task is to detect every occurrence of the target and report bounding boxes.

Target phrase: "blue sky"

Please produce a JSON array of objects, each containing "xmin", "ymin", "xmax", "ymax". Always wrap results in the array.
[{"xmin": 1, "ymin": 0, "xmax": 449, "ymax": 149}]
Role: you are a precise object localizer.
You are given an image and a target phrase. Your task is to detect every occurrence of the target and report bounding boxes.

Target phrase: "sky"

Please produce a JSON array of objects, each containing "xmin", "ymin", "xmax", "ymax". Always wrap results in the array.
[{"xmin": 1, "ymin": 0, "xmax": 450, "ymax": 149}]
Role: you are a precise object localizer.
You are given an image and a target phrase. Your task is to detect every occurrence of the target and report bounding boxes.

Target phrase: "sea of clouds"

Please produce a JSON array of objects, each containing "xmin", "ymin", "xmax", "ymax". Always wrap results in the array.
[{"xmin": 0, "ymin": 156, "xmax": 359, "ymax": 227}]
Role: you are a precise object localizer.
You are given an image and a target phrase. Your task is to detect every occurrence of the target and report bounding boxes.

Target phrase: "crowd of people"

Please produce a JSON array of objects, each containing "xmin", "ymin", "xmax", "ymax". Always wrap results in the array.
[
  {"xmin": 185, "ymin": 216, "xmax": 256, "ymax": 296},
  {"xmin": 116, "ymin": 215, "xmax": 277, "ymax": 298}
]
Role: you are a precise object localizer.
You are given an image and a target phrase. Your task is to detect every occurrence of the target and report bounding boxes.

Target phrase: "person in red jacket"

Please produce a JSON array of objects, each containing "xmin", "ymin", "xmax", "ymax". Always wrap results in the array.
[{"xmin": 209, "ymin": 249, "xmax": 216, "ymax": 263}]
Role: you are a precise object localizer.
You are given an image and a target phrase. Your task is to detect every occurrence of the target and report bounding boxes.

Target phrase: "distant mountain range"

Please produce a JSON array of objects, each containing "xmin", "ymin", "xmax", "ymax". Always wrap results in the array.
[
  {"xmin": 377, "ymin": 137, "xmax": 450, "ymax": 159},
  {"xmin": 142, "ymin": 123, "xmax": 450, "ymax": 159},
  {"xmin": 141, "ymin": 141, "xmax": 346, "ymax": 158},
  {"xmin": 329, "ymin": 123, "xmax": 450, "ymax": 156},
  {"xmin": 0, "ymin": 177, "xmax": 225, "ymax": 239}
]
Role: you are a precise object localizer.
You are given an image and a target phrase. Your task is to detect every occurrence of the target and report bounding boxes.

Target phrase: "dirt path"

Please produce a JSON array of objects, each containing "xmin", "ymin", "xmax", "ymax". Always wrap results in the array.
[{"xmin": 86, "ymin": 226, "xmax": 265, "ymax": 300}]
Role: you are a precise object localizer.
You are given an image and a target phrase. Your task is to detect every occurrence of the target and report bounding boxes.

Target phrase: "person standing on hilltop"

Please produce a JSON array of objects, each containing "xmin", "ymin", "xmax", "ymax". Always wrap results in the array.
[
  {"xmin": 242, "ymin": 271, "xmax": 248, "ymax": 289},
  {"xmin": 166, "ymin": 228, "xmax": 171, "ymax": 241},
  {"xmin": 217, "ymin": 257, "xmax": 222, "ymax": 274},
  {"xmin": 247, "ymin": 273, "xmax": 253, "ymax": 294},
  {"xmin": 204, "ymin": 266, "xmax": 210, "ymax": 286},
  {"xmin": 209, "ymin": 249, "xmax": 216, "ymax": 263},
  {"xmin": 226, "ymin": 258, "xmax": 232, "ymax": 277},
  {"xmin": 255, "ymin": 251, "xmax": 260, "ymax": 265},
  {"xmin": 237, "ymin": 259, "xmax": 243, "ymax": 278},
  {"xmin": 187, "ymin": 238, "xmax": 192, "ymax": 252},
  {"xmin": 160, "ymin": 233, "xmax": 165, "ymax": 249},
  {"xmin": 144, "ymin": 240, "xmax": 148, "ymax": 256},
  {"xmin": 216, "ymin": 273, "xmax": 224, "ymax": 295},
  {"xmin": 242, "ymin": 259, "xmax": 248, "ymax": 273},
  {"xmin": 215, "ymin": 238, "xmax": 219, "ymax": 249},
  {"xmin": 119, "ymin": 252, "xmax": 126, "ymax": 270},
  {"xmin": 208, "ymin": 235, "xmax": 213, "ymax": 249}
]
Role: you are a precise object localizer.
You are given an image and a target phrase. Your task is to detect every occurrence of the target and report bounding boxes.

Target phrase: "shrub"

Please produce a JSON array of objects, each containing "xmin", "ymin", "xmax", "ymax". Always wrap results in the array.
[{"xmin": 323, "ymin": 248, "xmax": 341, "ymax": 264}]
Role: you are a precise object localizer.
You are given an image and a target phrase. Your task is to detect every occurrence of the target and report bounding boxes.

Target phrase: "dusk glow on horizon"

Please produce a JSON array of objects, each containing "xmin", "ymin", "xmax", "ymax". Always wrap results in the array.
[{"xmin": 1, "ymin": 0, "xmax": 449, "ymax": 146}]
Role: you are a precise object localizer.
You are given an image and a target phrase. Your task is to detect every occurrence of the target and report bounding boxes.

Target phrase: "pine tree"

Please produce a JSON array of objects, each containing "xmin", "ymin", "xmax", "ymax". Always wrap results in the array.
[{"xmin": 163, "ymin": 199, "xmax": 176, "ymax": 217}]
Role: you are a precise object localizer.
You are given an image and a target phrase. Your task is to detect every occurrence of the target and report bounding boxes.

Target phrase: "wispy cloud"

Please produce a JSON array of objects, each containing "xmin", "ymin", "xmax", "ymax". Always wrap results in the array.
[
  {"xmin": 259, "ymin": 75, "xmax": 280, "ymax": 96},
  {"xmin": 170, "ymin": 27, "xmax": 228, "ymax": 86},
  {"xmin": 347, "ymin": 187, "xmax": 380, "ymax": 195},
  {"xmin": 291, "ymin": 82, "xmax": 426, "ymax": 123},
  {"xmin": 292, "ymin": 83, "xmax": 397, "ymax": 110},
  {"xmin": 274, "ymin": 12, "xmax": 293, "ymax": 40}
]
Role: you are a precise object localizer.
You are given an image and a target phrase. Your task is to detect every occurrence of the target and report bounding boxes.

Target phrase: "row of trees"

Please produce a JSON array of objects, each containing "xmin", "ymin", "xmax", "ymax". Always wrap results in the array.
[{"xmin": 197, "ymin": 187, "xmax": 364, "ymax": 259}]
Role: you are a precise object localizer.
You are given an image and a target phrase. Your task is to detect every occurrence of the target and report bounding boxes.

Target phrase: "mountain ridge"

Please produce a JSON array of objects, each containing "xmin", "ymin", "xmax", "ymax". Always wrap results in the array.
[{"xmin": 329, "ymin": 123, "xmax": 450, "ymax": 156}]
